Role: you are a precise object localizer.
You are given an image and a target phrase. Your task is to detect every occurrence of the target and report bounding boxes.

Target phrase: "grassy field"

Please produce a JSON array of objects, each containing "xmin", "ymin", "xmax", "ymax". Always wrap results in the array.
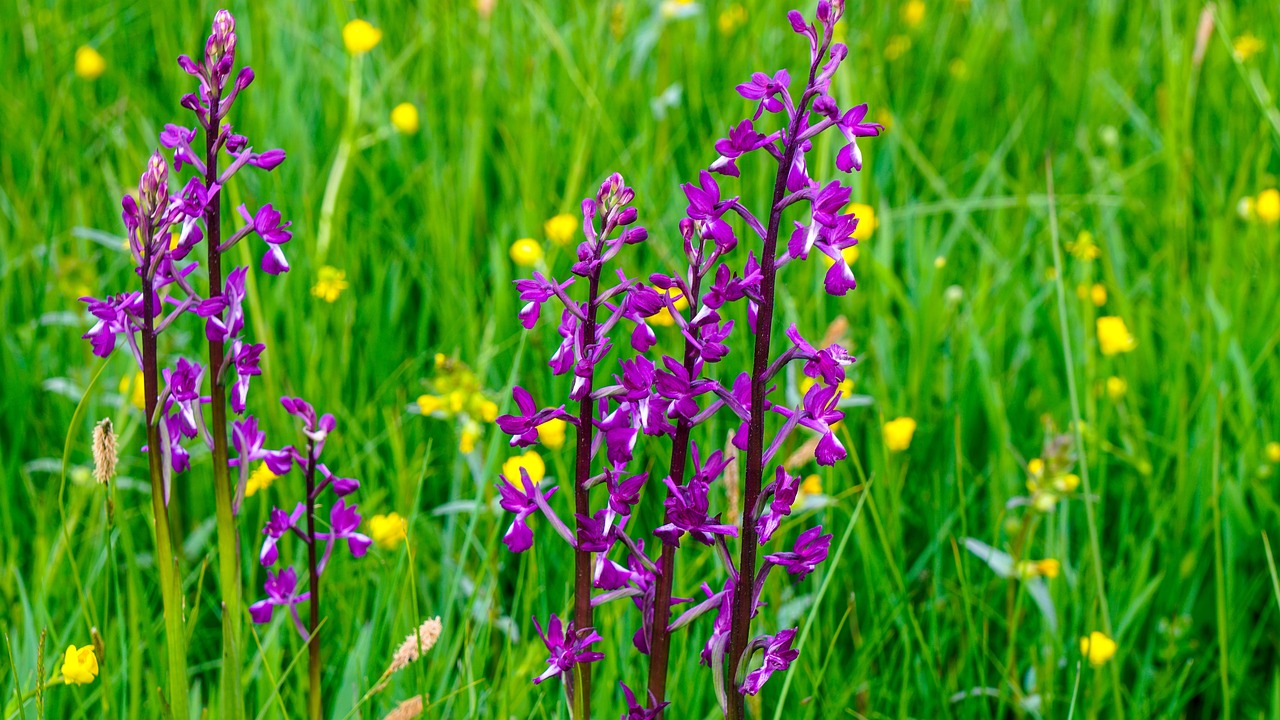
[{"xmin": 3, "ymin": 0, "xmax": 1280, "ymax": 718}]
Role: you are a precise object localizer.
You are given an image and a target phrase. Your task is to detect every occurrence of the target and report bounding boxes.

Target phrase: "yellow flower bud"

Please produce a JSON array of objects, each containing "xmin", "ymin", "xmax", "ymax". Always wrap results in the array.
[
  {"xmin": 1105, "ymin": 376, "xmax": 1127, "ymax": 401},
  {"xmin": 1079, "ymin": 631, "xmax": 1117, "ymax": 667},
  {"xmin": 536, "ymin": 418, "xmax": 568, "ymax": 450},
  {"xmin": 1267, "ymin": 441, "xmax": 1280, "ymax": 464},
  {"xmin": 1096, "ymin": 316, "xmax": 1137, "ymax": 356},
  {"xmin": 61, "ymin": 644, "xmax": 99, "ymax": 685},
  {"xmin": 901, "ymin": 0, "xmax": 925, "ymax": 28},
  {"xmin": 509, "ymin": 238, "xmax": 543, "ymax": 267},
  {"xmin": 245, "ymin": 462, "xmax": 278, "ymax": 498},
  {"xmin": 368, "ymin": 512, "xmax": 408, "ymax": 550},
  {"xmin": 544, "ymin": 213, "xmax": 579, "ymax": 246},
  {"xmin": 390, "ymin": 103, "xmax": 420, "ymax": 134},
  {"xmin": 882, "ymin": 417, "xmax": 917, "ymax": 452},
  {"xmin": 343, "ymin": 19, "xmax": 382, "ymax": 55},
  {"xmin": 1258, "ymin": 189, "xmax": 1280, "ymax": 224},
  {"xmin": 502, "ymin": 451, "xmax": 545, "ymax": 490},
  {"xmin": 1090, "ymin": 283, "xmax": 1107, "ymax": 307},
  {"xmin": 75, "ymin": 46, "xmax": 106, "ymax": 80}
]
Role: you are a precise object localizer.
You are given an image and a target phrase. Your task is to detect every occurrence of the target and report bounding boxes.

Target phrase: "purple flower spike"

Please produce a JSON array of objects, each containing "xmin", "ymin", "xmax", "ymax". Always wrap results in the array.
[
  {"xmin": 739, "ymin": 628, "xmax": 800, "ymax": 695},
  {"xmin": 532, "ymin": 614, "xmax": 605, "ymax": 685},
  {"xmin": 765, "ymin": 526, "xmax": 833, "ymax": 581}
]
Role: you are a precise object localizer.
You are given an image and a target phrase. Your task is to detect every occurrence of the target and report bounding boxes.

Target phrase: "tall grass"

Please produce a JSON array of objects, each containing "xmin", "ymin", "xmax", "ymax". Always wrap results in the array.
[{"xmin": 2, "ymin": 0, "xmax": 1279, "ymax": 717}]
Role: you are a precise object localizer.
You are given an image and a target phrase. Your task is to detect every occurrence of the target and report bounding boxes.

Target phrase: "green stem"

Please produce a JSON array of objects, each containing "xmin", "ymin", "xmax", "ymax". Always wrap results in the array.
[
  {"xmin": 142, "ymin": 278, "xmax": 190, "ymax": 720},
  {"xmin": 203, "ymin": 90, "xmax": 245, "ymax": 720}
]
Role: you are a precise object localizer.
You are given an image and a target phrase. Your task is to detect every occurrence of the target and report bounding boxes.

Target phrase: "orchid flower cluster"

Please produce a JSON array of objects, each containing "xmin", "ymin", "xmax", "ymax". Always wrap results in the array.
[
  {"xmin": 79, "ymin": 9, "xmax": 289, "ymax": 503},
  {"xmin": 495, "ymin": 2, "xmax": 878, "ymax": 717},
  {"xmin": 77, "ymin": 10, "xmax": 291, "ymax": 719},
  {"xmin": 249, "ymin": 397, "xmax": 370, "ymax": 639}
]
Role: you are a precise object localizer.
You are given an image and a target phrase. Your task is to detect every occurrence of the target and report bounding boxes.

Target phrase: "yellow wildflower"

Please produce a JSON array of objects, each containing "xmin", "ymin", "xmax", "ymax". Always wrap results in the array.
[
  {"xmin": 1257, "ymin": 189, "xmax": 1280, "ymax": 224},
  {"xmin": 510, "ymin": 238, "xmax": 543, "ymax": 267},
  {"xmin": 61, "ymin": 644, "xmax": 99, "ymax": 685},
  {"xmin": 846, "ymin": 202, "xmax": 877, "ymax": 242},
  {"xmin": 343, "ymin": 19, "xmax": 382, "ymax": 55},
  {"xmin": 459, "ymin": 421, "xmax": 481, "ymax": 454},
  {"xmin": 1079, "ymin": 631, "xmax": 1117, "ymax": 667},
  {"xmin": 1053, "ymin": 473, "xmax": 1080, "ymax": 494},
  {"xmin": 312, "ymin": 266, "xmax": 349, "ymax": 302},
  {"xmin": 503, "ymin": 450, "xmax": 545, "ymax": 490},
  {"xmin": 884, "ymin": 35, "xmax": 912, "ymax": 61},
  {"xmin": 1066, "ymin": 230, "xmax": 1100, "ymax": 260},
  {"xmin": 416, "ymin": 394, "xmax": 444, "ymax": 416},
  {"xmin": 478, "ymin": 399, "xmax": 499, "ymax": 422},
  {"xmin": 1233, "ymin": 34, "xmax": 1265, "ymax": 62},
  {"xmin": 1089, "ymin": 283, "xmax": 1107, "ymax": 307},
  {"xmin": 882, "ymin": 417, "xmax": 917, "ymax": 452},
  {"xmin": 537, "ymin": 418, "xmax": 568, "ymax": 450},
  {"xmin": 649, "ymin": 287, "xmax": 689, "ymax": 327},
  {"xmin": 1105, "ymin": 376, "xmax": 1127, "ymax": 401},
  {"xmin": 1016, "ymin": 558, "xmax": 1060, "ymax": 580},
  {"xmin": 1096, "ymin": 316, "xmax": 1137, "ymax": 356},
  {"xmin": 544, "ymin": 213, "xmax": 578, "ymax": 246},
  {"xmin": 390, "ymin": 103, "xmax": 420, "ymax": 134},
  {"xmin": 75, "ymin": 46, "xmax": 106, "ymax": 80},
  {"xmin": 718, "ymin": 4, "xmax": 747, "ymax": 34},
  {"xmin": 1027, "ymin": 458, "xmax": 1044, "ymax": 478},
  {"xmin": 245, "ymin": 463, "xmax": 278, "ymax": 498},
  {"xmin": 1266, "ymin": 441, "xmax": 1280, "ymax": 464},
  {"xmin": 794, "ymin": 474, "xmax": 824, "ymax": 509},
  {"xmin": 901, "ymin": 0, "xmax": 925, "ymax": 28},
  {"xmin": 120, "ymin": 371, "xmax": 146, "ymax": 411},
  {"xmin": 368, "ymin": 512, "xmax": 408, "ymax": 550}
]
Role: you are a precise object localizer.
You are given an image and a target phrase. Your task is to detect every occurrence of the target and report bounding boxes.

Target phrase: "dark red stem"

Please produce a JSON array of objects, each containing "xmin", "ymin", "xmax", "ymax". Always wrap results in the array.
[
  {"xmin": 304, "ymin": 441, "xmax": 322, "ymax": 720},
  {"xmin": 645, "ymin": 272, "xmax": 704, "ymax": 715},
  {"xmin": 571, "ymin": 272, "xmax": 602, "ymax": 718},
  {"xmin": 725, "ymin": 46, "xmax": 827, "ymax": 720}
]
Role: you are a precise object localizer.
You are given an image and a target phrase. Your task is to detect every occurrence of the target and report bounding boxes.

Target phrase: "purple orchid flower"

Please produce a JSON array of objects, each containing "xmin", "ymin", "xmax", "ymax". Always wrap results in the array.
[
  {"xmin": 765, "ymin": 526, "xmax": 833, "ymax": 581},
  {"xmin": 756, "ymin": 467, "xmax": 802, "ymax": 544},
  {"xmin": 496, "ymin": 386, "xmax": 571, "ymax": 448},
  {"xmin": 259, "ymin": 503, "xmax": 304, "ymax": 566},
  {"xmin": 739, "ymin": 628, "xmax": 800, "ymax": 695},
  {"xmin": 248, "ymin": 566, "xmax": 310, "ymax": 638},
  {"xmin": 531, "ymin": 614, "xmax": 605, "ymax": 685},
  {"xmin": 709, "ymin": 119, "xmax": 767, "ymax": 177}
]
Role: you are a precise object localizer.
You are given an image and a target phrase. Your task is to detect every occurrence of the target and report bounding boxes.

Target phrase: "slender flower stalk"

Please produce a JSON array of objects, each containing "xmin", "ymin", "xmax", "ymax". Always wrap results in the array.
[
  {"xmin": 166, "ymin": 13, "xmax": 292, "ymax": 718},
  {"xmin": 494, "ymin": 5, "xmax": 871, "ymax": 717},
  {"xmin": 250, "ymin": 397, "xmax": 370, "ymax": 720},
  {"xmin": 496, "ymin": 175, "xmax": 650, "ymax": 717}
]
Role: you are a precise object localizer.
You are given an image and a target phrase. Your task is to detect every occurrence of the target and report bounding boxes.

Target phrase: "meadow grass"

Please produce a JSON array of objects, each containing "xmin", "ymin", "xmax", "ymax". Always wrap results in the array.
[{"xmin": 3, "ymin": 0, "xmax": 1280, "ymax": 718}]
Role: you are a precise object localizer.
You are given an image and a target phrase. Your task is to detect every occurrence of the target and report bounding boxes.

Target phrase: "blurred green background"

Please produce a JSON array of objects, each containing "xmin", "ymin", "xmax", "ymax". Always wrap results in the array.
[{"xmin": 3, "ymin": 0, "xmax": 1280, "ymax": 718}]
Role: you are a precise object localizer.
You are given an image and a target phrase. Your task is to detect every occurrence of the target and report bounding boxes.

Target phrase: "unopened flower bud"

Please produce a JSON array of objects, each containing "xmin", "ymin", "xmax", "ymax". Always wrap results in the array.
[{"xmin": 138, "ymin": 151, "xmax": 169, "ymax": 217}]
